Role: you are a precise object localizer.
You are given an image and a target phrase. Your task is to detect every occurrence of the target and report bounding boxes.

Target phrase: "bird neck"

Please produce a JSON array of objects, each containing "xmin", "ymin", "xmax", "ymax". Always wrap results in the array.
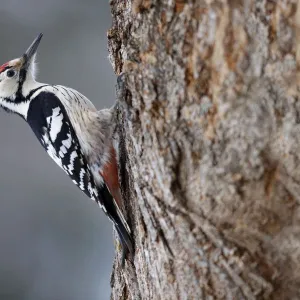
[
  {"xmin": 0, "ymin": 94, "xmax": 30, "ymax": 119},
  {"xmin": 10, "ymin": 80, "xmax": 46, "ymax": 119},
  {"xmin": 21, "ymin": 78, "xmax": 44, "ymax": 99}
]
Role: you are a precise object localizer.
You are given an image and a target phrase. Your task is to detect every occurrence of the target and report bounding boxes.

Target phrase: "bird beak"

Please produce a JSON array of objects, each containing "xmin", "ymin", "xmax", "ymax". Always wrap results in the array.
[{"xmin": 21, "ymin": 33, "xmax": 43, "ymax": 70}]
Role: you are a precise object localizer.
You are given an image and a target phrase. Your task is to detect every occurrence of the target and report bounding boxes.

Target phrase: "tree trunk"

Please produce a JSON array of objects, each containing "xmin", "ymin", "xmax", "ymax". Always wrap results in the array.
[{"xmin": 107, "ymin": 1, "xmax": 300, "ymax": 299}]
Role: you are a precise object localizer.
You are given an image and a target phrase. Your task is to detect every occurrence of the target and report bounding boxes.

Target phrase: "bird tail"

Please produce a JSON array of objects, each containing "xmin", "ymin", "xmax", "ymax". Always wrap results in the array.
[
  {"xmin": 98, "ymin": 184, "xmax": 133, "ymax": 262},
  {"xmin": 113, "ymin": 198, "xmax": 134, "ymax": 262},
  {"xmin": 115, "ymin": 222, "xmax": 134, "ymax": 265}
]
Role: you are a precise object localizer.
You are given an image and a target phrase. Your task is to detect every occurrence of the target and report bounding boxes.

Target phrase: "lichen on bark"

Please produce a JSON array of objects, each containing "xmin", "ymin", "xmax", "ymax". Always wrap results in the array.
[{"xmin": 108, "ymin": 1, "xmax": 300, "ymax": 299}]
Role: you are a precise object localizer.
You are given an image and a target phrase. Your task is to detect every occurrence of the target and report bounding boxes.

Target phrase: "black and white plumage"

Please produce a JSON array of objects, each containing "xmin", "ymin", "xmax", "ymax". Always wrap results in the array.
[
  {"xmin": 27, "ymin": 89, "xmax": 99, "ymax": 200},
  {"xmin": 0, "ymin": 33, "xmax": 133, "ymax": 260}
]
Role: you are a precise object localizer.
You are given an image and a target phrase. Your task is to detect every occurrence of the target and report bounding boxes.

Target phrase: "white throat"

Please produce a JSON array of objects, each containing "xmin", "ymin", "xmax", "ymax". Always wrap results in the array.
[
  {"xmin": 0, "ymin": 80, "xmax": 45, "ymax": 119},
  {"xmin": 0, "ymin": 95, "xmax": 30, "ymax": 119}
]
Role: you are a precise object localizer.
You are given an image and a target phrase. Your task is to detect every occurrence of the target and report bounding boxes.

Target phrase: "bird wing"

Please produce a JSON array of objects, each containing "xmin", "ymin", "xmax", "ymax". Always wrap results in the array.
[
  {"xmin": 42, "ymin": 92, "xmax": 100, "ymax": 201},
  {"xmin": 27, "ymin": 91, "xmax": 133, "ymax": 255},
  {"xmin": 55, "ymin": 85, "xmax": 98, "ymax": 111}
]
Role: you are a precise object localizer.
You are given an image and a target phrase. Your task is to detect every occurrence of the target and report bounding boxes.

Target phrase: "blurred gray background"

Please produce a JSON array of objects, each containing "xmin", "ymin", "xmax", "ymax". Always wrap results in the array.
[{"xmin": 0, "ymin": 1, "xmax": 116, "ymax": 299}]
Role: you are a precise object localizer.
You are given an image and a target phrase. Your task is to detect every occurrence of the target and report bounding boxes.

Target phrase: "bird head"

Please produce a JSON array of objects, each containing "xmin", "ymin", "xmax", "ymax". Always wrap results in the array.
[{"xmin": 0, "ymin": 33, "xmax": 43, "ymax": 115}]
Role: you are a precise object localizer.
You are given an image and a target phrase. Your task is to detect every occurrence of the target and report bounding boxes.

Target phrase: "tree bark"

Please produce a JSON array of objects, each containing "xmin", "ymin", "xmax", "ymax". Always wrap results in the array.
[{"xmin": 107, "ymin": 1, "xmax": 300, "ymax": 299}]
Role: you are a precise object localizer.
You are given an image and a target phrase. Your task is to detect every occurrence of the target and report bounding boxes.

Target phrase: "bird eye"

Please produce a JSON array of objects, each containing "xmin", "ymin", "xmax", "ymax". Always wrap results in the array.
[{"xmin": 6, "ymin": 70, "xmax": 15, "ymax": 78}]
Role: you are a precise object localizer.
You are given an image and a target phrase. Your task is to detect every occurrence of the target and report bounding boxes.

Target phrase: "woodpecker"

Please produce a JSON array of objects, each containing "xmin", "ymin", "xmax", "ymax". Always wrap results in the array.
[{"xmin": 0, "ymin": 33, "xmax": 133, "ymax": 261}]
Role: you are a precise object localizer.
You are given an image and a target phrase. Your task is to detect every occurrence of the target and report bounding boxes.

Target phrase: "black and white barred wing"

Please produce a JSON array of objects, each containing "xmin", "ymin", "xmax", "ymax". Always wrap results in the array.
[
  {"xmin": 45, "ymin": 93, "xmax": 101, "ymax": 201},
  {"xmin": 27, "ymin": 91, "xmax": 99, "ymax": 201},
  {"xmin": 27, "ymin": 91, "xmax": 133, "ymax": 255}
]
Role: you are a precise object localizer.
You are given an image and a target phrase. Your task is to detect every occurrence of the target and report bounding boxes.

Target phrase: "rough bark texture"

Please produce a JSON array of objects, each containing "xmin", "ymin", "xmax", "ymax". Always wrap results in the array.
[{"xmin": 107, "ymin": 1, "xmax": 300, "ymax": 299}]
